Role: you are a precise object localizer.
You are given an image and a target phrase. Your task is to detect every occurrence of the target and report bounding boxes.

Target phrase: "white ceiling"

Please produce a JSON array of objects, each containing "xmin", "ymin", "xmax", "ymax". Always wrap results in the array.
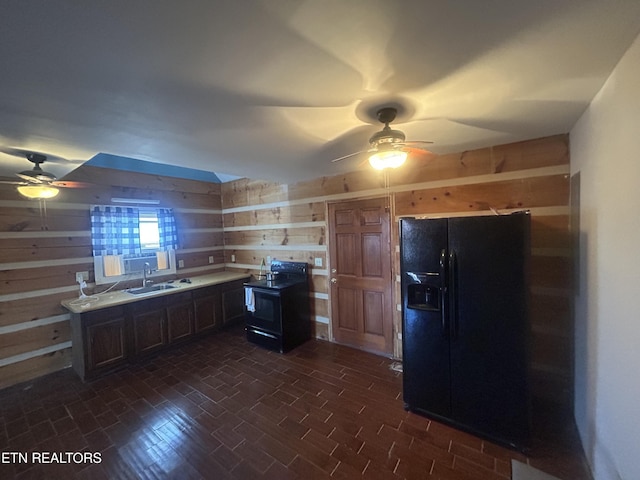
[{"xmin": 1, "ymin": 0, "xmax": 639, "ymax": 184}]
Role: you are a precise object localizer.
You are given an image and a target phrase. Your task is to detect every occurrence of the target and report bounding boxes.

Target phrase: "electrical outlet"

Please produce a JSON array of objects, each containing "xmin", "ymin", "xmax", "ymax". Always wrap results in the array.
[
  {"xmin": 178, "ymin": 259, "xmax": 184, "ymax": 268},
  {"xmin": 75, "ymin": 271, "xmax": 89, "ymax": 283},
  {"xmin": 231, "ymin": 254, "xmax": 236, "ymax": 262},
  {"xmin": 266, "ymin": 255, "xmax": 271, "ymax": 264},
  {"xmin": 208, "ymin": 256, "xmax": 214, "ymax": 264},
  {"xmin": 314, "ymin": 257, "xmax": 322, "ymax": 267}
]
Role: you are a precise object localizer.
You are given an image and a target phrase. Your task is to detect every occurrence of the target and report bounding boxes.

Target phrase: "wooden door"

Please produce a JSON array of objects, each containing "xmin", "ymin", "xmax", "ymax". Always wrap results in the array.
[{"xmin": 328, "ymin": 197, "xmax": 393, "ymax": 355}]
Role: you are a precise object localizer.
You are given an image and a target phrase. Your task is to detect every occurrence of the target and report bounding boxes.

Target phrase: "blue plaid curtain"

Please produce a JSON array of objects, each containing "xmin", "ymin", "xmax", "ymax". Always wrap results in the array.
[
  {"xmin": 157, "ymin": 208, "xmax": 178, "ymax": 251},
  {"xmin": 90, "ymin": 206, "xmax": 141, "ymax": 256}
]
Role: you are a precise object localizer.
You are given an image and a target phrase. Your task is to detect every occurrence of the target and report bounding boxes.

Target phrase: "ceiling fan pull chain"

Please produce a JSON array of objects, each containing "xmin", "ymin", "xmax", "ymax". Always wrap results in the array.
[{"xmin": 39, "ymin": 198, "xmax": 49, "ymax": 230}]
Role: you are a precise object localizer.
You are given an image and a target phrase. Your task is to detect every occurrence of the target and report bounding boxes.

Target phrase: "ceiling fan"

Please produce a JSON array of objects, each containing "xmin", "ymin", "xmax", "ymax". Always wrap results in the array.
[
  {"xmin": 331, "ymin": 107, "xmax": 434, "ymax": 170},
  {"xmin": 0, "ymin": 149, "xmax": 90, "ymax": 199}
]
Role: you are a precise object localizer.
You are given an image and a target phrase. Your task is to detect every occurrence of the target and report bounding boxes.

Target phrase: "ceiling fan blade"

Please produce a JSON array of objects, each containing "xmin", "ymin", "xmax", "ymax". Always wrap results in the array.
[
  {"xmin": 405, "ymin": 146, "xmax": 437, "ymax": 156},
  {"xmin": 0, "ymin": 147, "xmax": 85, "ymax": 165},
  {"xmin": 51, "ymin": 180, "xmax": 93, "ymax": 188},
  {"xmin": 404, "ymin": 140, "xmax": 434, "ymax": 146},
  {"xmin": 15, "ymin": 173, "xmax": 45, "ymax": 184},
  {"xmin": 0, "ymin": 180, "xmax": 29, "ymax": 185},
  {"xmin": 330, "ymin": 150, "xmax": 368, "ymax": 163}
]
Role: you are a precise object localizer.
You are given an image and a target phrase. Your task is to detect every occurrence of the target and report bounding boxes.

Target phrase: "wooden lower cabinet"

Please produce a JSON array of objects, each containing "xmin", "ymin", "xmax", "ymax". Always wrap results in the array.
[
  {"xmin": 193, "ymin": 286, "xmax": 222, "ymax": 333},
  {"xmin": 71, "ymin": 305, "xmax": 127, "ymax": 380},
  {"xmin": 69, "ymin": 278, "xmax": 248, "ymax": 380},
  {"xmin": 167, "ymin": 292, "xmax": 195, "ymax": 343},
  {"xmin": 130, "ymin": 297, "xmax": 167, "ymax": 356},
  {"xmin": 222, "ymin": 285, "xmax": 245, "ymax": 325},
  {"xmin": 87, "ymin": 318, "xmax": 127, "ymax": 370}
]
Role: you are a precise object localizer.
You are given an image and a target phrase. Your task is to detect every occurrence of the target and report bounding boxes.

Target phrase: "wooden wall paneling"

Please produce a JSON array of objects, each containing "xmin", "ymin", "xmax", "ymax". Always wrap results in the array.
[
  {"xmin": 531, "ymin": 215, "xmax": 571, "ymax": 250},
  {"xmin": 0, "ymin": 348, "xmax": 72, "ymax": 390},
  {"xmin": 176, "ymin": 250, "xmax": 225, "ymax": 269},
  {"xmin": 52, "ymin": 185, "xmax": 221, "ymax": 210},
  {"xmin": 531, "ymin": 255, "xmax": 572, "ymax": 291},
  {"xmin": 530, "ymin": 293, "xmax": 572, "ymax": 335},
  {"xmin": 0, "ymin": 263, "xmax": 95, "ymax": 294},
  {"xmin": 179, "ymin": 231, "xmax": 224, "ymax": 250},
  {"xmin": 224, "ymin": 226, "xmax": 325, "ymax": 247},
  {"xmin": 388, "ymin": 150, "xmax": 493, "ymax": 186},
  {"xmin": 310, "ymin": 297, "xmax": 328, "ymax": 319},
  {"xmin": 0, "ymin": 291, "xmax": 74, "ymax": 328},
  {"xmin": 310, "ymin": 274, "xmax": 328, "ymax": 295},
  {"xmin": 175, "ymin": 212, "xmax": 223, "ymax": 229},
  {"xmin": 0, "ymin": 206, "xmax": 90, "ymax": 232},
  {"xmin": 223, "ymin": 202, "xmax": 326, "ymax": 227},
  {"xmin": 287, "ymin": 169, "xmax": 388, "ymax": 202},
  {"xmin": 491, "ymin": 134, "xmax": 569, "ymax": 173},
  {"xmin": 531, "ymin": 331, "xmax": 572, "ymax": 373},
  {"xmin": 313, "ymin": 321, "xmax": 329, "ymax": 340},
  {"xmin": 223, "ymin": 250, "xmax": 263, "ymax": 266},
  {"xmin": 530, "ymin": 370, "xmax": 571, "ymax": 404},
  {"xmin": 223, "ymin": 249, "xmax": 325, "ymax": 267},
  {"xmin": 221, "ymin": 178, "xmax": 289, "ymax": 208},
  {"xmin": 394, "ymin": 174, "xmax": 570, "ymax": 217},
  {"xmin": 0, "ymin": 320, "xmax": 71, "ymax": 359},
  {"xmin": 0, "ymin": 236, "xmax": 92, "ymax": 263}
]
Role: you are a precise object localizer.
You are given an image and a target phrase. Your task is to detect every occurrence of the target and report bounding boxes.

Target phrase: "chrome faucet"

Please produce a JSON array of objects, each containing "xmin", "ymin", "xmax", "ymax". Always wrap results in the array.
[{"xmin": 143, "ymin": 262, "xmax": 154, "ymax": 287}]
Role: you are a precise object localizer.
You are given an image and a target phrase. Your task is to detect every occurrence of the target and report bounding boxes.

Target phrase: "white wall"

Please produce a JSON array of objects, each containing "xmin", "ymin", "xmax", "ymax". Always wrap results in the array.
[{"xmin": 570, "ymin": 32, "xmax": 640, "ymax": 480}]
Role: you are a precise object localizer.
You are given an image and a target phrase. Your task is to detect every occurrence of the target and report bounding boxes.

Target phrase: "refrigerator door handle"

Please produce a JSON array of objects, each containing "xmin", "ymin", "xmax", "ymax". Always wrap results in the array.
[
  {"xmin": 449, "ymin": 250, "xmax": 458, "ymax": 340},
  {"xmin": 439, "ymin": 249, "xmax": 448, "ymax": 337}
]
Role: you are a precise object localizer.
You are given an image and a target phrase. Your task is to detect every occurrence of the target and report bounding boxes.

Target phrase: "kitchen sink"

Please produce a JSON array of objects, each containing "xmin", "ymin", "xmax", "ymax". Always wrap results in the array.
[{"xmin": 127, "ymin": 284, "xmax": 177, "ymax": 295}]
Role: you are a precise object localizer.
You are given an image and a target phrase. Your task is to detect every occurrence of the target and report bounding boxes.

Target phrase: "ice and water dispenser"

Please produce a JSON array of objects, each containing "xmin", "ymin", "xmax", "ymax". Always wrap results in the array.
[{"xmin": 405, "ymin": 273, "xmax": 440, "ymax": 311}]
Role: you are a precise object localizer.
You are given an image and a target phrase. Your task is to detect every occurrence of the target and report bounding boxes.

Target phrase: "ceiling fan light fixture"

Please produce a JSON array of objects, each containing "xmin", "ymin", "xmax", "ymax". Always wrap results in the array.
[
  {"xmin": 368, "ymin": 149, "xmax": 407, "ymax": 170},
  {"xmin": 17, "ymin": 185, "xmax": 60, "ymax": 199}
]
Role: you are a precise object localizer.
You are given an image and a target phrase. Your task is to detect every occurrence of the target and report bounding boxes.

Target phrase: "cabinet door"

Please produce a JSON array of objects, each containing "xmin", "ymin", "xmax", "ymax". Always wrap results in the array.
[
  {"xmin": 131, "ymin": 299, "xmax": 166, "ymax": 355},
  {"xmin": 87, "ymin": 318, "xmax": 126, "ymax": 371},
  {"xmin": 193, "ymin": 287, "xmax": 221, "ymax": 332},
  {"xmin": 222, "ymin": 286, "xmax": 245, "ymax": 324},
  {"xmin": 167, "ymin": 298, "xmax": 194, "ymax": 344}
]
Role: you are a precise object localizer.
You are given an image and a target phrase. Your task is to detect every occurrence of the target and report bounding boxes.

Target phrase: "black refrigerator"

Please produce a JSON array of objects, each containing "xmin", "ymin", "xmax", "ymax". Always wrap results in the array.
[{"xmin": 400, "ymin": 212, "xmax": 531, "ymax": 450}]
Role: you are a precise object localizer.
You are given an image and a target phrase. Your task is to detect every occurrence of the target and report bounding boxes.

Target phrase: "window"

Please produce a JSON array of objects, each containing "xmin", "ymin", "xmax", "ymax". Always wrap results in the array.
[
  {"xmin": 90, "ymin": 205, "xmax": 178, "ymax": 284},
  {"xmin": 139, "ymin": 210, "xmax": 160, "ymax": 250}
]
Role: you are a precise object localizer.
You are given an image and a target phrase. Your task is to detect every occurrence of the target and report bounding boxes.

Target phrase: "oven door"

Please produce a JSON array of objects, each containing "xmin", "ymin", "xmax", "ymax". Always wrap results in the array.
[{"xmin": 245, "ymin": 287, "xmax": 282, "ymax": 334}]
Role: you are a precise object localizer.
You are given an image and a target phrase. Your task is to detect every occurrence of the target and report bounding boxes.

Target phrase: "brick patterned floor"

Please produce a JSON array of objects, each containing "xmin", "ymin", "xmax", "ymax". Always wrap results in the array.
[{"xmin": 0, "ymin": 325, "xmax": 591, "ymax": 479}]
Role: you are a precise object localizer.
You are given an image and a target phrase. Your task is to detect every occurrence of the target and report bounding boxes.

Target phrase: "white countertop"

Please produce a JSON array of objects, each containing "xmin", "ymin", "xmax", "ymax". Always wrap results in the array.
[{"xmin": 61, "ymin": 272, "xmax": 250, "ymax": 314}]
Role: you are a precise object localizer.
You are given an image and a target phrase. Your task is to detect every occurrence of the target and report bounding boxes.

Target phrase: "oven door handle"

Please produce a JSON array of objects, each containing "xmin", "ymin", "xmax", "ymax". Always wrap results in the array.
[
  {"xmin": 246, "ymin": 328, "xmax": 278, "ymax": 339},
  {"xmin": 251, "ymin": 288, "xmax": 282, "ymax": 297}
]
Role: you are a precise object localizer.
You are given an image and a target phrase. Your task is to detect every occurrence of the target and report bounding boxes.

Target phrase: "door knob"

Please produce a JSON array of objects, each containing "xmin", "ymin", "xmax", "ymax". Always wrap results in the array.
[
  {"xmin": 331, "ymin": 268, "xmax": 337, "ymax": 273},
  {"xmin": 330, "ymin": 278, "xmax": 337, "ymax": 284}
]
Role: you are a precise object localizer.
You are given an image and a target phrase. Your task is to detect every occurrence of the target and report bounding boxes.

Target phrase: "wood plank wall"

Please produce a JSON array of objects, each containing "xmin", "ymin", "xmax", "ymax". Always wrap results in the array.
[
  {"xmin": 222, "ymin": 134, "xmax": 573, "ymax": 404},
  {"xmin": 0, "ymin": 165, "xmax": 224, "ymax": 389}
]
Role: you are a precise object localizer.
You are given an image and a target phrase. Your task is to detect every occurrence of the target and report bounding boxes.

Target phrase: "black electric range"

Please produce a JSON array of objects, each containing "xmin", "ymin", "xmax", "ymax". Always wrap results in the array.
[{"xmin": 244, "ymin": 260, "xmax": 311, "ymax": 353}]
